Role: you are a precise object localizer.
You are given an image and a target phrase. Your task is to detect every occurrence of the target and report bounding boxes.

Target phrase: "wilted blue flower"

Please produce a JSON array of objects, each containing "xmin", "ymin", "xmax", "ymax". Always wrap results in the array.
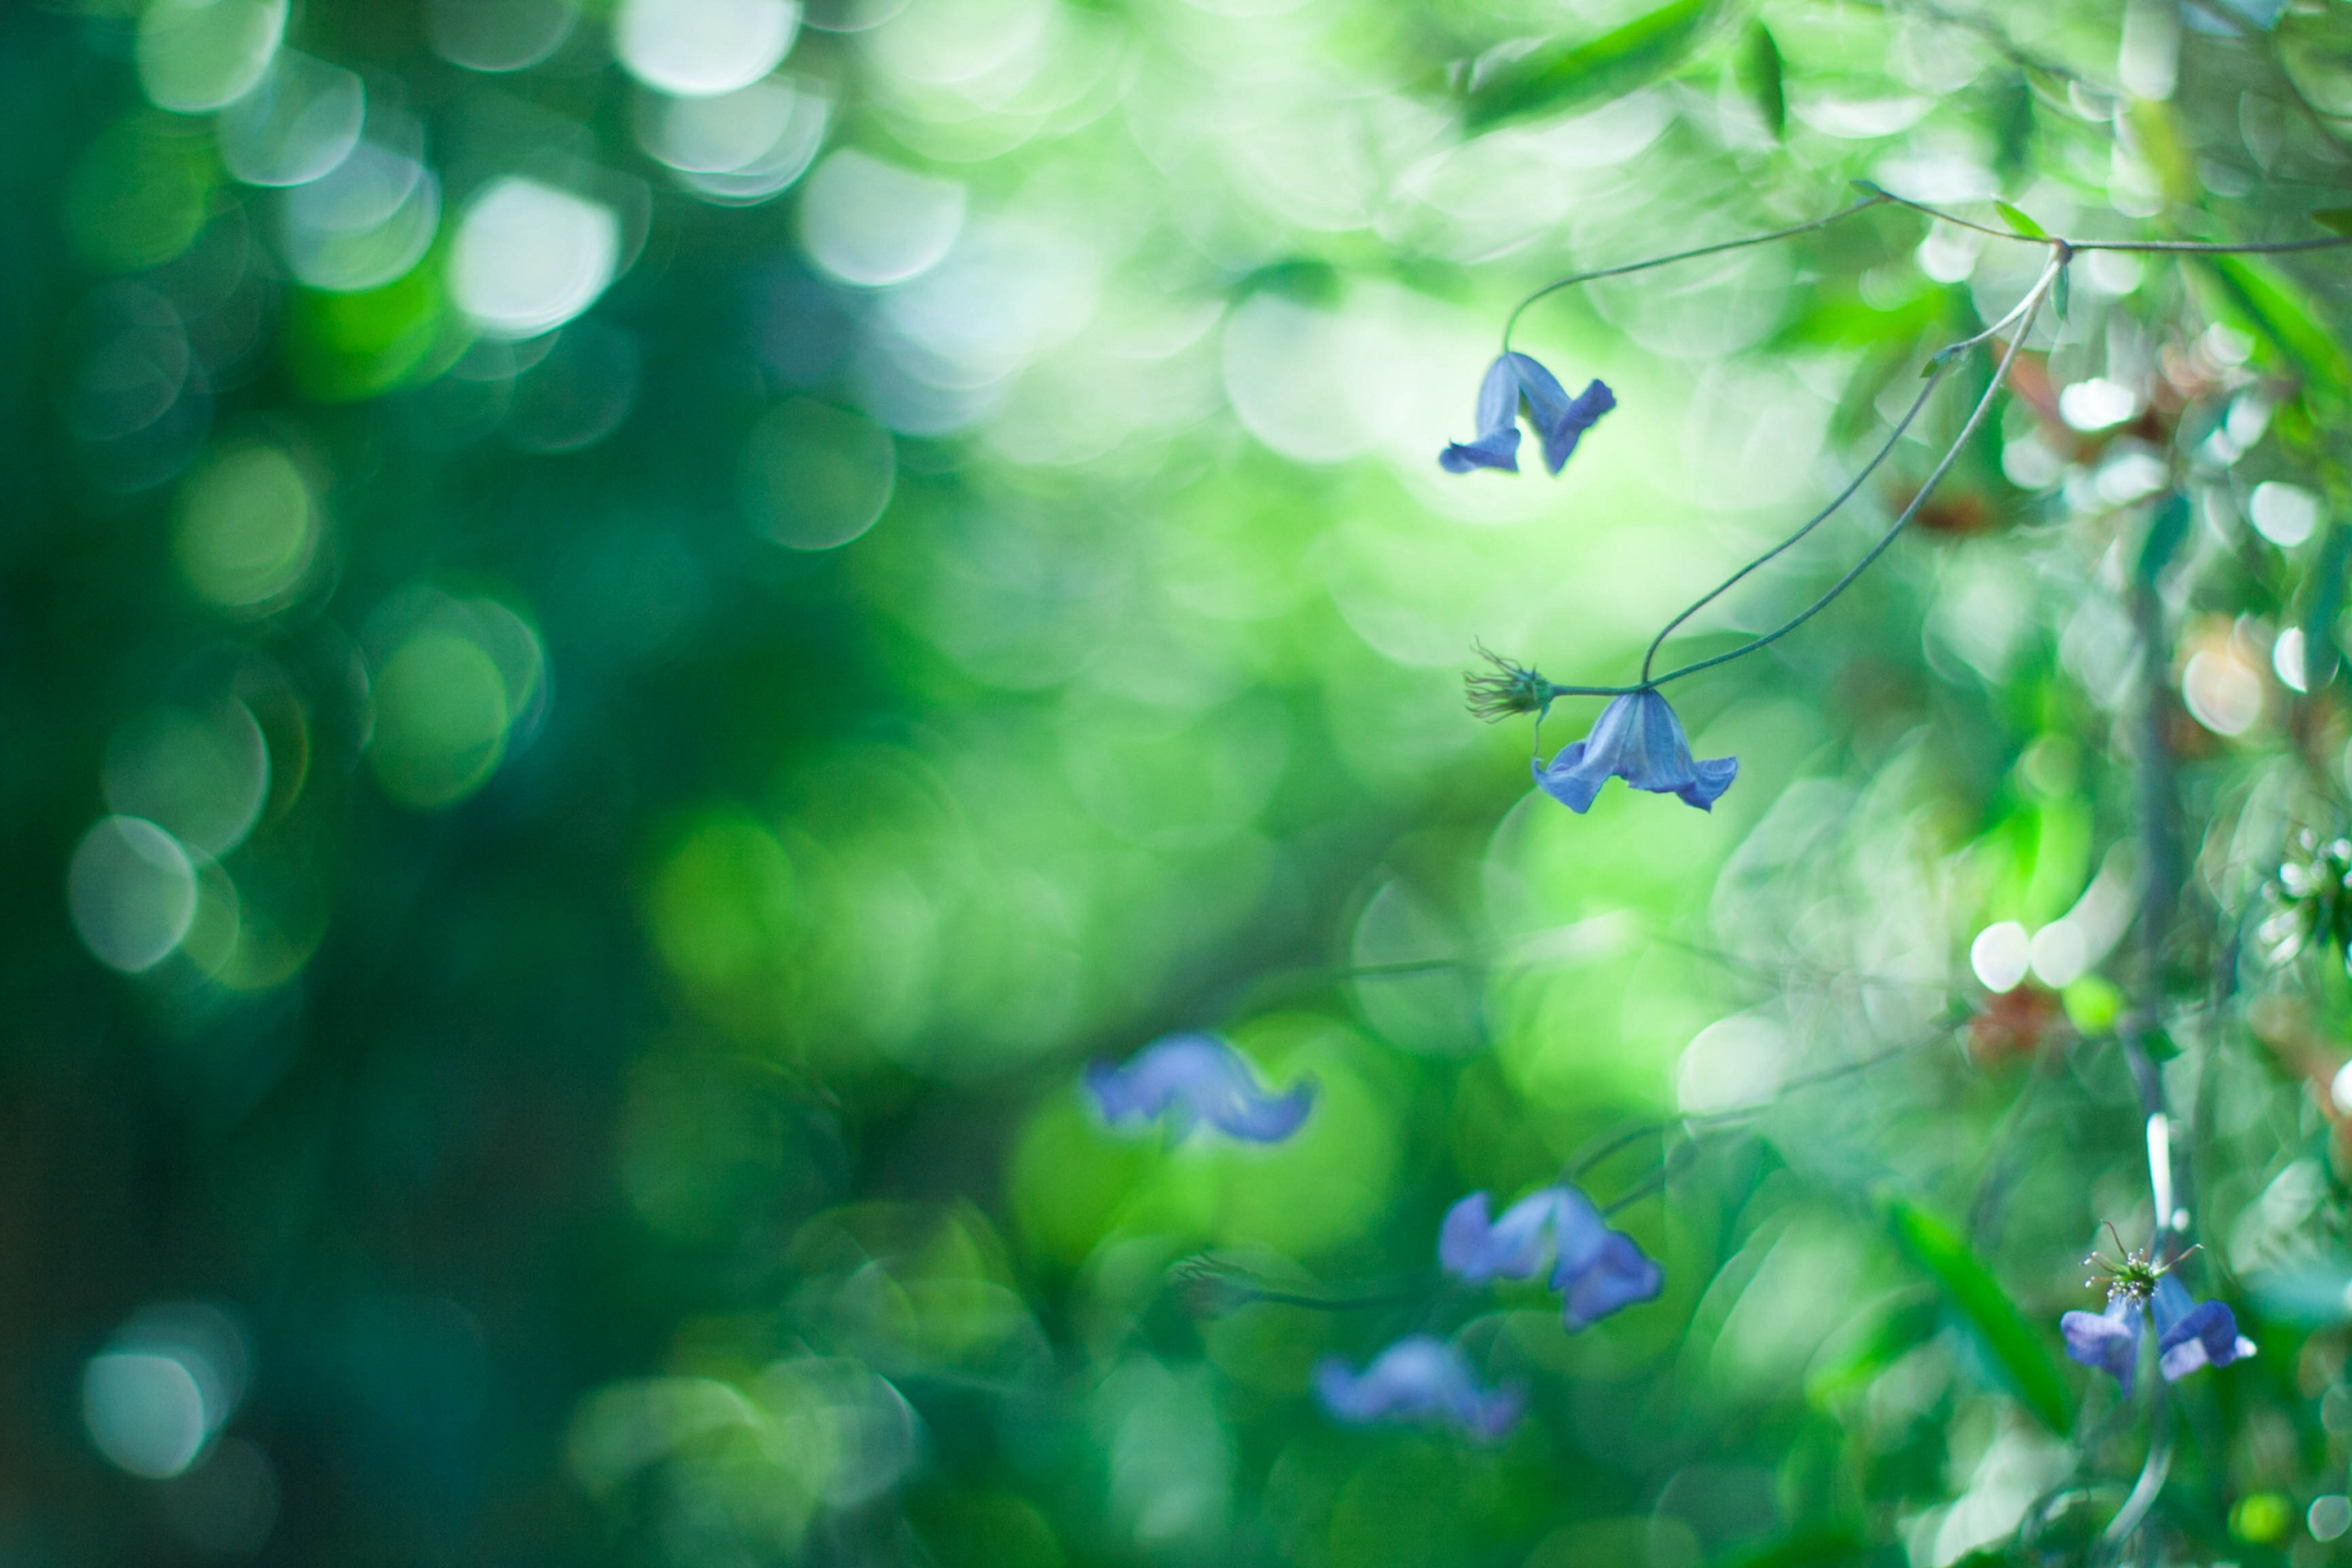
[
  {"xmin": 1439, "ymin": 1184, "xmax": 1664, "ymax": 1330},
  {"xmin": 2060, "ymin": 1234, "xmax": 2255, "ymax": 1395},
  {"xmin": 1085, "ymin": 1032, "xmax": 1312, "ymax": 1143},
  {"xmin": 1312, "ymin": 1335, "xmax": 1521, "ymax": 1441},
  {"xmin": 1439, "ymin": 353, "xmax": 1615, "ymax": 476},
  {"xmin": 1532, "ymin": 689, "xmax": 1737, "ymax": 813}
]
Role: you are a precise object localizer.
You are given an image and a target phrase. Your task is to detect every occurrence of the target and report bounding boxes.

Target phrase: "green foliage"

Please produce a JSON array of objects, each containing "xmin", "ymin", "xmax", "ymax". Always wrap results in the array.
[
  {"xmin": 11, "ymin": 0, "xmax": 2352, "ymax": 1564},
  {"xmin": 1885, "ymin": 1199, "xmax": 2074, "ymax": 1436},
  {"xmin": 1463, "ymin": 0, "xmax": 1727, "ymax": 131}
]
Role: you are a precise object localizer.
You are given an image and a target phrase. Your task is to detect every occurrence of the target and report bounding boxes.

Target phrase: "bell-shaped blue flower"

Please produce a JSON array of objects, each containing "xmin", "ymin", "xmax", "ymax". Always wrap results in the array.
[
  {"xmin": 2060, "ymin": 1268, "xmax": 2255, "ymax": 1395},
  {"xmin": 2060, "ymin": 1296, "xmax": 2144, "ymax": 1396},
  {"xmin": 1438, "ymin": 357, "xmax": 1524, "ymax": 474},
  {"xmin": 1438, "ymin": 1184, "xmax": 1662, "ymax": 1330},
  {"xmin": 1533, "ymin": 689, "xmax": 1737, "ymax": 813},
  {"xmin": 2151, "ymin": 1275, "xmax": 2256, "ymax": 1381},
  {"xmin": 1439, "ymin": 354, "xmax": 1614, "ymax": 476},
  {"xmin": 1559, "ymin": 1232, "xmax": 1666, "ymax": 1330},
  {"xmin": 1312, "ymin": 1335, "xmax": 1522, "ymax": 1441},
  {"xmin": 1085, "ymin": 1032, "xmax": 1312, "ymax": 1144}
]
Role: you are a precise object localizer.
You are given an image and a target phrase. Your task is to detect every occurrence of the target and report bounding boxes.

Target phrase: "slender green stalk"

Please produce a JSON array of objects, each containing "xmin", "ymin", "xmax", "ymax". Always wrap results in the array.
[
  {"xmin": 1637, "ymin": 255, "xmax": 2061, "ymax": 684},
  {"xmin": 1500, "ymin": 196, "xmax": 1891, "ymax": 352},
  {"xmin": 1642, "ymin": 256, "xmax": 2061, "ymax": 688}
]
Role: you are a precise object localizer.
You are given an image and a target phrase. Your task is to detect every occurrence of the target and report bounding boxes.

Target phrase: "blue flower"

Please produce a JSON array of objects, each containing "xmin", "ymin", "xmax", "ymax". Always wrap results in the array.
[
  {"xmin": 2060, "ymin": 1252, "xmax": 2255, "ymax": 1395},
  {"xmin": 1312, "ymin": 1335, "xmax": 1522, "ymax": 1441},
  {"xmin": 1438, "ymin": 1184, "xmax": 1664, "ymax": 1330},
  {"xmin": 1439, "ymin": 354, "xmax": 1615, "ymax": 476},
  {"xmin": 1084, "ymin": 1032, "xmax": 1313, "ymax": 1143},
  {"xmin": 2060, "ymin": 1296, "xmax": 2144, "ymax": 1396},
  {"xmin": 2151, "ymin": 1274, "xmax": 2256, "ymax": 1381},
  {"xmin": 1532, "ymin": 689, "xmax": 1736, "ymax": 813}
]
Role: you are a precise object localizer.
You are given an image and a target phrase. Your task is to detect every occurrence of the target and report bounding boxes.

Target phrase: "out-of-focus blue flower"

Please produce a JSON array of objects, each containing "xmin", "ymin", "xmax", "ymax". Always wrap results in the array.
[
  {"xmin": 2151, "ymin": 1275, "xmax": 2256, "ymax": 1381},
  {"xmin": 1438, "ymin": 357, "xmax": 1523, "ymax": 474},
  {"xmin": 1084, "ymin": 1032, "xmax": 1312, "ymax": 1143},
  {"xmin": 1532, "ymin": 689, "xmax": 1736, "ymax": 813},
  {"xmin": 2060, "ymin": 1296, "xmax": 2144, "ymax": 1396},
  {"xmin": 2060, "ymin": 1254, "xmax": 2255, "ymax": 1394},
  {"xmin": 1312, "ymin": 1335, "xmax": 1521, "ymax": 1441},
  {"xmin": 1439, "ymin": 353, "xmax": 1614, "ymax": 476},
  {"xmin": 1438, "ymin": 1184, "xmax": 1663, "ymax": 1330},
  {"xmin": 1561, "ymin": 1232, "xmax": 1666, "ymax": 1330}
]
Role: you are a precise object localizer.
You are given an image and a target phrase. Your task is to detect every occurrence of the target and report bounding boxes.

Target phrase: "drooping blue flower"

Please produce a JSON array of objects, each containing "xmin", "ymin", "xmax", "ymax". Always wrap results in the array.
[
  {"xmin": 1438, "ymin": 1184, "xmax": 1663, "ymax": 1330},
  {"xmin": 2060, "ymin": 1241, "xmax": 2255, "ymax": 1394},
  {"xmin": 1312, "ymin": 1335, "xmax": 1522, "ymax": 1441},
  {"xmin": 2060, "ymin": 1296, "xmax": 2144, "ymax": 1396},
  {"xmin": 1084, "ymin": 1032, "xmax": 1312, "ymax": 1143},
  {"xmin": 1532, "ymin": 689, "xmax": 1737, "ymax": 813},
  {"xmin": 1560, "ymin": 1232, "xmax": 1667, "ymax": 1330},
  {"xmin": 2151, "ymin": 1274, "xmax": 2256, "ymax": 1381},
  {"xmin": 1438, "ymin": 357, "xmax": 1524, "ymax": 474},
  {"xmin": 1439, "ymin": 354, "xmax": 1615, "ymax": 476}
]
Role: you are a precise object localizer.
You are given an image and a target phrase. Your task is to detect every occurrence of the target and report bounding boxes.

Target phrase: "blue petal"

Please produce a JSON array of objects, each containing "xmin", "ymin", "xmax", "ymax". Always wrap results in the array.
[
  {"xmin": 1085, "ymin": 1033, "xmax": 1312, "ymax": 1144},
  {"xmin": 1312, "ymin": 1336, "xmax": 1521, "ymax": 1441},
  {"xmin": 1559, "ymin": 1232, "xmax": 1664, "ymax": 1330},
  {"xmin": 1532, "ymin": 739, "xmax": 1608, "ymax": 813},
  {"xmin": 2157, "ymin": 1298, "xmax": 2255, "ymax": 1380},
  {"xmin": 1535, "ymin": 380, "xmax": 1615, "ymax": 474},
  {"xmin": 1615, "ymin": 691, "xmax": 1692, "ymax": 793},
  {"xmin": 1440, "ymin": 360, "xmax": 1526, "ymax": 474},
  {"xmin": 1440, "ymin": 427, "xmax": 1521, "ymax": 474},
  {"xmin": 1673, "ymin": 755, "xmax": 1740, "ymax": 812},
  {"xmin": 1532, "ymin": 692, "xmax": 1735, "ymax": 814},
  {"xmin": 1473, "ymin": 355, "xmax": 1518, "ymax": 434},
  {"xmin": 2061, "ymin": 1298, "xmax": 2142, "ymax": 1396},
  {"xmin": 1210, "ymin": 1080, "xmax": 1316, "ymax": 1143},
  {"xmin": 1504, "ymin": 352, "xmax": 1570, "ymax": 429},
  {"xmin": 1543, "ymin": 1188, "xmax": 1610, "ymax": 1288}
]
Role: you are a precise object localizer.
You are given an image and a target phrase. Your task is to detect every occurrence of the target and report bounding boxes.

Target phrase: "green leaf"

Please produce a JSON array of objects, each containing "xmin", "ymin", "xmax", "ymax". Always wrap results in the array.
[
  {"xmin": 1805, "ymin": 1290, "xmax": 1939, "ymax": 1405},
  {"xmin": 2192, "ymin": 252, "xmax": 2352, "ymax": 400},
  {"xmin": 2314, "ymin": 208, "xmax": 2352, "ymax": 236},
  {"xmin": 2053, "ymin": 262, "xmax": 2070, "ymax": 323},
  {"xmin": 1993, "ymin": 200, "xmax": 2047, "ymax": 239},
  {"xmin": 1738, "ymin": 21, "xmax": 1786, "ymax": 140},
  {"xmin": 1884, "ymin": 1197, "xmax": 2074, "ymax": 1433},
  {"xmin": 1464, "ymin": 0, "xmax": 1722, "ymax": 130}
]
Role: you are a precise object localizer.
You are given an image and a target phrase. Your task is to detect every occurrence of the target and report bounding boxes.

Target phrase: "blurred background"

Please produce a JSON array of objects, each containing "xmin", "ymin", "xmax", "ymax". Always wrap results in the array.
[{"xmin": 7, "ymin": 0, "xmax": 2352, "ymax": 1561}]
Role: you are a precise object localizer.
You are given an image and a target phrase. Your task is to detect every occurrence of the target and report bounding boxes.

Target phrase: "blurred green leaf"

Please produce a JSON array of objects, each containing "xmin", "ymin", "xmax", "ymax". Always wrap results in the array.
[
  {"xmin": 1738, "ymin": 22, "xmax": 1786, "ymax": 140},
  {"xmin": 1993, "ymin": 201, "xmax": 2046, "ymax": 239},
  {"xmin": 1885, "ymin": 1198, "xmax": 2074, "ymax": 1433},
  {"xmin": 2194, "ymin": 254, "xmax": 2352, "ymax": 399},
  {"xmin": 2312, "ymin": 209, "xmax": 2352, "ymax": 235},
  {"xmin": 1464, "ymin": 0, "xmax": 1725, "ymax": 130},
  {"xmin": 1805, "ymin": 1290, "xmax": 1939, "ymax": 1405}
]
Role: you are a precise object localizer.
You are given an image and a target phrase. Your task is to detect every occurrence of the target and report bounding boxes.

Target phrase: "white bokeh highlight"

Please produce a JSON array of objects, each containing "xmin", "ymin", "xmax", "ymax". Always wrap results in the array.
[{"xmin": 450, "ymin": 177, "xmax": 621, "ymax": 339}]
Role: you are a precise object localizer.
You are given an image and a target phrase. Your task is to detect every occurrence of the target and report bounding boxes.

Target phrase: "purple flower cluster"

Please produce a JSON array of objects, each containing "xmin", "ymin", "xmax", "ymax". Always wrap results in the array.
[{"xmin": 1439, "ymin": 353, "xmax": 1615, "ymax": 476}]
